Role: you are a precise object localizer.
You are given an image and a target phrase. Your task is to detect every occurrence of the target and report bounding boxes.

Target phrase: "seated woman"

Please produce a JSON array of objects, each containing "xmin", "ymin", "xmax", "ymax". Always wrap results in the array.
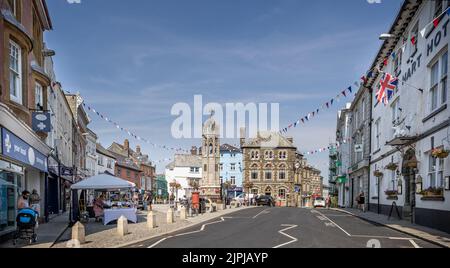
[{"xmin": 93, "ymin": 195, "xmax": 109, "ymax": 222}]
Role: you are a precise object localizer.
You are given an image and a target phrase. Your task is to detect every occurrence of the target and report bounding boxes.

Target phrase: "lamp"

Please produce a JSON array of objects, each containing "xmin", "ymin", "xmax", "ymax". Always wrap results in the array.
[{"xmin": 379, "ymin": 33, "xmax": 396, "ymax": 40}]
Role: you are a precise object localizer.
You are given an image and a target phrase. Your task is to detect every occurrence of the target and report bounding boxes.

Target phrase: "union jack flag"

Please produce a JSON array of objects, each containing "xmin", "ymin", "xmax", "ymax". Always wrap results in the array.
[{"xmin": 376, "ymin": 72, "xmax": 398, "ymax": 105}]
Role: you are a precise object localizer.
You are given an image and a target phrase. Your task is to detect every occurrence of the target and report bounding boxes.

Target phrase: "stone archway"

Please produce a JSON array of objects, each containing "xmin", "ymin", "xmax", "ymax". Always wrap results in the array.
[{"xmin": 265, "ymin": 186, "xmax": 272, "ymax": 196}]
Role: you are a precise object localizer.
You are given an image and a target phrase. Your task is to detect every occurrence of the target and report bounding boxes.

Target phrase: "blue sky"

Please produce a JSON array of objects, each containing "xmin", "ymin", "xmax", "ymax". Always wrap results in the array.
[{"xmin": 45, "ymin": 0, "xmax": 403, "ymax": 175}]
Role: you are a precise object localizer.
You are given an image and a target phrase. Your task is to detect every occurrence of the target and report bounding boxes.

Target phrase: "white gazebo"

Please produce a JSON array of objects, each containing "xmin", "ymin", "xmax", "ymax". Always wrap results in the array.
[{"xmin": 71, "ymin": 173, "xmax": 135, "ymax": 191}]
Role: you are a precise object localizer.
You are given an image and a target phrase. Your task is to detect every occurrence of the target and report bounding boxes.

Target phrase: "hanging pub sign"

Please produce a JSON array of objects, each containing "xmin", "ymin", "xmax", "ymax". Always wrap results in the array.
[{"xmin": 32, "ymin": 112, "xmax": 51, "ymax": 133}]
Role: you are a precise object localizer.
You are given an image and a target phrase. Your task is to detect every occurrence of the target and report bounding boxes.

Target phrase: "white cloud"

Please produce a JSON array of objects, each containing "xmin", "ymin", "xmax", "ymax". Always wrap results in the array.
[{"xmin": 67, "ymin": 0, "xmax": 82, "ymax": 4}]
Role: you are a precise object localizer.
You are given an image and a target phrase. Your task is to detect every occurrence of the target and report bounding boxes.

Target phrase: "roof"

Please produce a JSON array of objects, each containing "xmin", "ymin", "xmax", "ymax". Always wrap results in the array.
[
  {"xmin": 71, "ymin": 173, "xmax": 135, "ymax": 190},
  {"xmin": 365, "ymin": 0, "xmax": 422, "ymax": 87},
  {"xmin": 220, "ymin": 144, "xmax": 241, "ymax": 153},
  {"xmin": 165, "ymin": 154, "xmax": 202, "ymax": 169},
  {"xmin": 96, "ymin": 143, "xmax": 116, "ymax": 159},
  {"xmin": 109, "ymin": 151, "xmax": 142, "ymax": 172},
  {"xmin": 242, "ymin": 131, "xmax": 296, "ymax": 149}
]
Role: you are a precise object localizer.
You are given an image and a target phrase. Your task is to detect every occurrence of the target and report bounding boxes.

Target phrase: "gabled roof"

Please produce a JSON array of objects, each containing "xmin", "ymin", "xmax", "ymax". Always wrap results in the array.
[
  {"xmin": 242, "ymin": 131, "xmax": 296, "ymax": 149},
  {"xmin": 220, "ymin": 144, "xmax": 241, "ymax": 153},
  {"xmin": 165, "ymin": 154, "xmax": 202, "ymax": 169},
  {"xmin": 96, "ymin": 143, "xmax": 116, "ymax": 159}
]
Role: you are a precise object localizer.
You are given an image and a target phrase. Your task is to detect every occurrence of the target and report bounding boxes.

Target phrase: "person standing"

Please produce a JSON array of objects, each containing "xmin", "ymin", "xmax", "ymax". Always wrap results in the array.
[
  {"xmin": 356, "ymin": 192, "xmax": 366, "ymax": 212},
  {"xmin": 18, "ymin": 191, "xmax": 30, "ymax": 210},
  {"xmin": 30, "ymin": 189, "xmax": 41, "ymax": 214}
]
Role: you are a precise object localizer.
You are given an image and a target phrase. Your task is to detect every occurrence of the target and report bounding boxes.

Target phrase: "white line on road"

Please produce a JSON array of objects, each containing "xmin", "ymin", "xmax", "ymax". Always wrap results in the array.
[
  {"xmin": 273, "ymin": 225, "xmax": 299, "ymax": 249},
  {"xmin": 253, "ymin": 209, "xmax": 271, "ymax": 219},
  {"xmin": 313, "ymin": 210, "xmax": 421, "ymax": 247},
  {"xmin": 147, "ymin": 217, "xmax": 230, "ymax": 248}
]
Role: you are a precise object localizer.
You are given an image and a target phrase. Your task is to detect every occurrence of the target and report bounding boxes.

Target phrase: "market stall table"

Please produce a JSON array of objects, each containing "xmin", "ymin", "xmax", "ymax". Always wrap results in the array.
[{"xmin": 103, "ymin": 208, "xmax": 137, "ymax": 225}]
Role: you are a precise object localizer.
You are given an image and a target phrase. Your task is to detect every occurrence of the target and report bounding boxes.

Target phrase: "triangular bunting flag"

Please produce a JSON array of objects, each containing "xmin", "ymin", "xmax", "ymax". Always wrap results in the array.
[
  {"xmin": 433, "ymin": 17, "xmax": 440, "ymax": 28},
  {"xmin": 401, "ymin": 44, "xmax": 406, "ymax": 52},
  {"xmin": 326, "ymin": 102, "xmax": 329, "ymax": 108},
  {"xmin": 348, "ymin": 86, "xmax": 353, "ymax": 93},
  {"xmin": 342, "ymin": 90, "xmax": 347, "ymax": 97},
  {"xmin": 447, "ymin": 7, "xmax": 450, "ymax": 15},
  {"xmin": 411, "ymin": 36, "xmax": 416, "ymax": 45},
  {"xmin": 330, "ymin": 99, "xmax": 334, "ymax": 106},
  {"xmin": 391, "ymin": 52, "xmax": 396, "ymax": 60},
  {"xmin": 384, "ymin": 58, "xmax": 388, "ymax": 66},
  {"xmin": 420, "ymin": 27, "xmax": 427, "ymax": 38}
]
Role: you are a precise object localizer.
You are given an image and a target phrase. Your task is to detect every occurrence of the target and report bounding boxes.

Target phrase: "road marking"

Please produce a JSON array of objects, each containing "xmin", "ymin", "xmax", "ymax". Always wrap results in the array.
[
  {"xmin": 253, "ymin": 209, "xmax": 271, "ymax": 219},
  {"xmin": 148, "ymin": 236, "xmax": 173, "ymax": 248},
  {"xmin": 313, "ymin": 210, "xmax": 352, "ymax": 236},
  {"xmin": 408, "ymin": 239, "xmax": 421, "ymax": 248},
  {"xmin": 147, "ymin": 217, "xmax": 230, "ymax": 248},
  {"xmin": 313, "ymin": 210, "xmax": 421, "ymax": 246},
  {"xmin": 273, "ymin": 225, "xmax": 299, "ymax": 249}
]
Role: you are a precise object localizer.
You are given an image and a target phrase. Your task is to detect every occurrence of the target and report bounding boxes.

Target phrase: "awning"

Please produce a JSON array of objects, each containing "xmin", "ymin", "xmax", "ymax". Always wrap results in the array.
[{"xmin": 71, "ymin": 173, "xmax": 135, "ymax": 190}]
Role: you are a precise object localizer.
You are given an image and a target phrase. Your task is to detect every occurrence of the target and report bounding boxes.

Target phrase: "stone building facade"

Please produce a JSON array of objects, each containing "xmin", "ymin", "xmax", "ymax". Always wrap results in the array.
[
  {"xmin": 200, "ymin": 117, "xmax": 221, "ymax": 200},
  {"xmin": 241, "ymin": 131, "xmax": 297, "ymax": 206}
]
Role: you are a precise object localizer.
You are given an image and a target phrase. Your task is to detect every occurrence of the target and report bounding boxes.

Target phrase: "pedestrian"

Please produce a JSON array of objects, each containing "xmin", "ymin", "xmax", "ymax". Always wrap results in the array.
[
  {"xmin": 18, "ymin": 190, "xmax": 30, "ymax": 210},
  {"xmin": 30, "ymin": 189, "xmax": 41, "ymax": 214},
  {"xmin": 147, "ymin": 191, "xmax": 153, "ymax": 211},
  {"xmin": 356, "ymin": 192, "xmax": 366, "ymax": 212},
  {"xmin": 326, "ymin": 196, "xmax": 331, "ymax": 209}
]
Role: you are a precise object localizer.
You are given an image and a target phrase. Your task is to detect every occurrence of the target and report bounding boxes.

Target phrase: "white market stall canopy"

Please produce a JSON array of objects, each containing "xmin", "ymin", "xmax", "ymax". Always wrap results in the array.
[{"xmin": 71, "ymin": 174, "xmax": 136, "ymax": 190}]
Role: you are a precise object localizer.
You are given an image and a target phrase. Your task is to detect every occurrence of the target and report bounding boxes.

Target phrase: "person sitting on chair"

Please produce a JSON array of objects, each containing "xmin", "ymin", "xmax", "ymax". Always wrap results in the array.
[{"xmin": 93, "ymin": 195, "xmax": 108, "ymax": 222}]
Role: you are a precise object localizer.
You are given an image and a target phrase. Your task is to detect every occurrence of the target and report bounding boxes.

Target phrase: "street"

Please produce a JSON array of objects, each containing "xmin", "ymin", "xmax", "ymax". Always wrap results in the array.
[{"xmin": 126, "ymin": 207, "xmax": 440, "ymax": 248}]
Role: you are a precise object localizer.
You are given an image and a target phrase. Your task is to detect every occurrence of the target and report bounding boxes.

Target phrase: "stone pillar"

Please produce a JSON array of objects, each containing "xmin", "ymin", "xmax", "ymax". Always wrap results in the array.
[
  {"xmin": 180, "ymin": 207, "xmax": 187, "ymax": 220},
  {"xmin": 147, "ymin": 211, "xmax": 157, "ymax": 229},
  {"xmin": 167, "ymin": 208, "xmax": 174, "ymax": 223},
  {"xmin": 71, "ymin": 222, "xmax": 85, "ymax": 244},
  {"xmin": 117, "ymin": 216, "xmax": 128, "ymax": 237}
]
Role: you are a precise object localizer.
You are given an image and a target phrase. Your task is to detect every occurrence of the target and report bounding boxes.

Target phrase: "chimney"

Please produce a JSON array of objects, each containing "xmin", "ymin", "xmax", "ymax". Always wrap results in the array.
[
  {"xmin": 198, "ymin": 147, "xmax": 202, "ymax": 156},
  {"xmin": 191, "ymin": 146, "xmax": 198, "ymax": 155},
  {"xmin": 124, "ymin": 139, "xmax": 130, "ymax": 150},
  {"xmin": 136, "ymin": 145, "xmax": 141, "ymax": 154},
  {"xmin": 240, "ymin": 127, "xmax": 246, "ymax": 147}
]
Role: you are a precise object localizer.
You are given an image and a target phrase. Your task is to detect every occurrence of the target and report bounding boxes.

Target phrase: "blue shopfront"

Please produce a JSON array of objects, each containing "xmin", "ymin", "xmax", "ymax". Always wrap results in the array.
[{"xmin": 0, "ymin": 127, "xmax": 49, "ymax": 236}]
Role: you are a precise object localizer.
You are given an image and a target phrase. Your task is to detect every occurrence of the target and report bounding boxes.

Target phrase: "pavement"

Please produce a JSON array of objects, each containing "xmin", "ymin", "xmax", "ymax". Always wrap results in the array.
[
  {"xmin": 0, "ymin": 212, "xmax": 70, "ymax": 249},
  {"xmin": 331, "ymin": 207, "xmax": 450, "ymax": 248},
  {"xmin": 126, "ymin": 207, "xmax": 443, "ymax": 248}
]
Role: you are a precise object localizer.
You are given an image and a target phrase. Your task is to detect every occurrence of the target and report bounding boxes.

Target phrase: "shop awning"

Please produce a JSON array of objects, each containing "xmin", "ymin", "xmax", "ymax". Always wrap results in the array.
[
  {"xmin": 0, "ymin": 179, "xmax": 14, "ymax": 186},
  {"xmin": 71, "ymin": 173, "xmax": 135, "ymax": 190}
]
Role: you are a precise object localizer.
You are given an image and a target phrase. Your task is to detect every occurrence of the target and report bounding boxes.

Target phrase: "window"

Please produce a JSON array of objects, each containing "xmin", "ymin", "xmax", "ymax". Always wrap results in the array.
[
  {"xmin": 362, "ymin": 99, "xmax": 366, "ymax": 121},
  {"xmin": 375, "ymin": 119, "xmax": 381, "ymax": 150},
  {"xmin": 279, "ymin": 151, "xmax": 287, "ymax": 160},
  {"xmin": 117, "ymin": 168, "xmax": 122, "ymax": 175},
  {"xmin": 230, "ymin": 177, "xmax": 236, "ymax": 185},
  {"xmin": 107, "ymin": 160, "xmax": 113, "ymax": 169},
  {"xmin": 7, "ymin": 0, "xmax": 16, "ymax": 17},
  {"xmin": 98, "ymin": 156, "xmax": 104, "ymax": 166},
  {"xmin": 230, "ymin": 163, "xmax": 236, "ymax": 171},
  {"xmin": 391, "ymin": 98, "xmax": 401, "ymax": 124},
  {"xmin": 9, "ymin": 41, "xmax": 22, "ymax": 104},
  {"xmin": 279, "ymin": 171, "xmax": 286, "ymax": 180},
  {"xmin": 393, "ymin": 49, "xmax": 402, "ymax": 75},
  {"xmin": 204, "ymin": 164, "xmax": 207, "ymax": 172},
  {"xmin": 354, "ymin": 108, "xmax": 359, "ymax": 128},
  {"xmin": 251, "ymin": 171, "xmax": 258, "ymax": 180},
  {"xmin": 441, "ymin": 52, "xmax": 448, "ymax": 105},
  {"xmin": 265, "ymin": 171, "xmax": 272, "ymax": 180},
  {"xmin": 428, "ymin": 154, "xmax": 445, "ymax": 188},
  {"xmin": 35, "ymin": 83, "xmax": 43, "ymax": 109},
  {"xmin": 435, "ymin": 0, "xmax": 443, "ymax": 18},
  {"xmin": 278, "ymin": 189, "xmax": 286, "ymax": 199},
  {"xmin": 251, "ymin": 151, "xmax": 259, "ymax": 160},
  {"xmin": 265, "ymin": 151, "xmax": 274, "ymax": 160},
  {"xmin": 430, "ymin": 51, "xmax": 448, "ymax": 111},
  {"xmin": 126, "ymin": 170, "xmax": 131, "ymax": 178}
]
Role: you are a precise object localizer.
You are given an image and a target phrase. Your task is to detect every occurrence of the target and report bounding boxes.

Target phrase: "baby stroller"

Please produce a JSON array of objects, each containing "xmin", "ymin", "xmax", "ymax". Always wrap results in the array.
[{"xmin": 13, "ymin": 208, "xmax": 38, "ymax": 245}]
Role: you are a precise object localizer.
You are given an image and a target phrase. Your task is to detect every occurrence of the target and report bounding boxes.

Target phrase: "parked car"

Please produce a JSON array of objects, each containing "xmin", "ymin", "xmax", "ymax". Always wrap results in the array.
[
  {"xmin": 255, "ymin": 195, "xmax": 275, "ymax": 207},
  {"xmin": 313, "ymin": 197, "xmax": 326, "ymax": 208}
]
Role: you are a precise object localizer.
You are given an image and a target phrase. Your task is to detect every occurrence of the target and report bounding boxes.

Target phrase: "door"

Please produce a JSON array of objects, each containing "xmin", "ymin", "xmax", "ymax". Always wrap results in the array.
[{"xmin": 48, "ymin": 177, "xmax": 59, "ymax": 215}]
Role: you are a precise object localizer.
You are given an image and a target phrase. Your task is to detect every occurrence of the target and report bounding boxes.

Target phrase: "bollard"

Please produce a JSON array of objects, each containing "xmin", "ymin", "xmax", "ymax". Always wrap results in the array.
[
  {"xmin": 71, "ymin": 222, "xmax": 85, "ymax": 244},
  {"xmin": 147, "ymin": 211, "xmax": 157, "ymax": 229},
  {"xmin": 180, "ymin": 207, "xmax": 187, "ymax": 220},
  {"xmin": 117, "ymin": 216, "xmax": 128, "ymax": 237},
  {"xmin": 167, "ymin": 208, "xmax": 174, "ymax": 223}
]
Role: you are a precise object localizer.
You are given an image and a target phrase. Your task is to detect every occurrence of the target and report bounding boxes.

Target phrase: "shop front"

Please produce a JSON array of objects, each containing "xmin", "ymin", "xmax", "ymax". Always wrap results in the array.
[{"xmin": 0, "ymin": 126, "xmax": 50, "ymax": 236}]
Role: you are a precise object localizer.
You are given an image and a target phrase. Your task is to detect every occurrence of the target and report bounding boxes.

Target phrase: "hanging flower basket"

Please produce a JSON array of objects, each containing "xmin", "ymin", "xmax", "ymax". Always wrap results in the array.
[
  {"xmin": 431, "ymin": 148, "xmax": 450, "ymax": 159},
  {"xmin": 385, "ymin": 163, "xmax": 398, "ymax": 171},
  {"xmin": 373, "ymin": 170, "xmax": 384, "ymax": 178},
  {"xmin": 385, "ymin": 190, "xmax": 398, "ymax": 196}
]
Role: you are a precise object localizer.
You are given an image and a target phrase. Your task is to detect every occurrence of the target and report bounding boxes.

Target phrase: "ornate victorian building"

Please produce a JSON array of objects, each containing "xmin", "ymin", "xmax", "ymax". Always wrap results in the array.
[{"xmin": 241, "ymin": 131, "xmax": 298, "ymax": 206}]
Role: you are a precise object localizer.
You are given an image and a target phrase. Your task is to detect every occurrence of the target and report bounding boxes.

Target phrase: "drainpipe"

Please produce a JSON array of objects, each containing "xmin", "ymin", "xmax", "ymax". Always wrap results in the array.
[{"xmin": 367, "ymin": 88, "xmax": 372, "ymax": 213}]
